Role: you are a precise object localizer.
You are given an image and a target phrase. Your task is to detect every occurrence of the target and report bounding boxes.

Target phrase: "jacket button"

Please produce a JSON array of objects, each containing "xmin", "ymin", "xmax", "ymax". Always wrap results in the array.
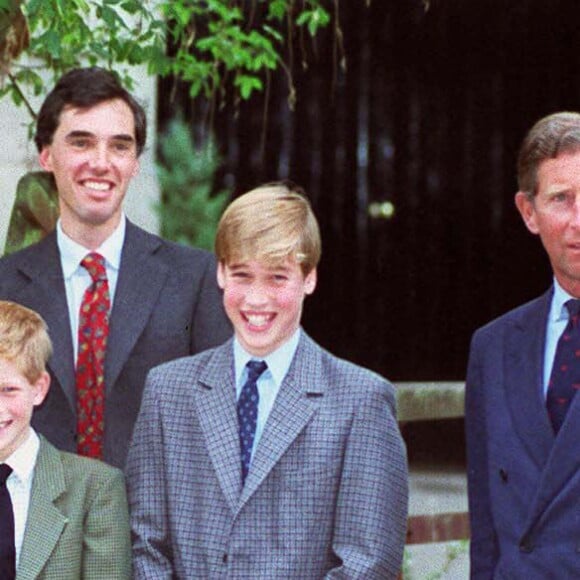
[
  {"xmin": 519, "ymin": 539, "xmax": 534, "ymax": 553},
  {"xmin": 499, "ymin": 468, "xmax": 508, "ymax": 482},
  {"xmin": 222, "ymin": 553, "xmax": 228, "ymax": 564}
]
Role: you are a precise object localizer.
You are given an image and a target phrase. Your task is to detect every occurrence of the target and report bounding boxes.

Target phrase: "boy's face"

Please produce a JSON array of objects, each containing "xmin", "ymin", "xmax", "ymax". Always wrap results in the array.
[
  {"xmin": 0, "ymin": 358, "xmax": 49, "ymax": 462},
  {"xmin": 217, "ymin": 257, "xmax": 317, "ymax": 357},
  {"xmin": 39, "ymin": 98, "xmax": 139, "ymax": 244}
]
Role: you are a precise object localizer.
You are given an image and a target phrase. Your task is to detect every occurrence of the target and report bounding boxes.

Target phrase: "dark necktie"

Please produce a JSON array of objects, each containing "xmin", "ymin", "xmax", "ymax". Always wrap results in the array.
[
  {"xmin": 237, "ymin": 360, "xmax": 268, "ymax": 483},
  {"xmin": 547, "ymin": 298, "xmax": 580, "ymax": 434},
  {"xmin": 0, "ymin": 464, "xmax": 15, "ymax": 580},
  {"xmin": 76, "ymin": 252, "xmax": 110, "ymax": 459}
]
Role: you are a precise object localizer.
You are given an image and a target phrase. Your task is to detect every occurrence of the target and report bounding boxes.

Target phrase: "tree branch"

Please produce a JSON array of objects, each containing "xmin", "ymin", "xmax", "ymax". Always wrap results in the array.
[{"xmin": 8, "ymin": 72, "xmax": 37, "ymax": 120}]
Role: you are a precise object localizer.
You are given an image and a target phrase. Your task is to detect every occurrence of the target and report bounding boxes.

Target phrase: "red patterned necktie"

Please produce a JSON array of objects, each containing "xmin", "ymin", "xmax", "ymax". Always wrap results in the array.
[
  {"xmin": 547, "ymin": 298, "xmax": 580, "ymax": 434},
  {"xmin": 76, "ymin": 252, "xmax": 110, "ymax": 458}
]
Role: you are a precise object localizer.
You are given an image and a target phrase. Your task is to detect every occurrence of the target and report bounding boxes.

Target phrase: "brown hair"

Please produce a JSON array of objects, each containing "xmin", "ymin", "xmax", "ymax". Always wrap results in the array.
[
  {"xmin": 0, "ymin": 301, "xmax": 52, "ymax": 383},
  {"xmin": 518, "ymin": 111, "xmax": 580, "ymax": 198},
  {"xmin": 35, "ymin": 67, "xmax": 147, "ymax": 156},
  {"xmin": 215, "ymin": 181, "xmax": 321, "ymax": 275}
]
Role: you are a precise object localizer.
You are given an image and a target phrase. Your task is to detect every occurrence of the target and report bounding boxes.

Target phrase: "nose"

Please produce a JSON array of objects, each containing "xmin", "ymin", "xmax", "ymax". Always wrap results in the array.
[
  {"xmin": 88, "ymin": 144, "xmax": 110, "ymax": 172},
  {"xmin": 245, "ymin": 282, "xmax": 269, "ymax": 307},
  {"xmin": 571, "ymin": 197, "xmax": 580, "ymax": 228}
]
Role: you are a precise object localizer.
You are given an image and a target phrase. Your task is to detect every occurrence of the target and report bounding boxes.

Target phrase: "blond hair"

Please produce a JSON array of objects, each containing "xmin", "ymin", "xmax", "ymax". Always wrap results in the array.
[
  {"xmin": 0, "ymin": 301, "xmax": 52, "ymax": 383},
  {"xmin": 518, "ymin": 111, "xmax": 580, "ymax": 198},
  {"xmin": 215, "ymin": 182, "xmax": 321, "ymax": 275}
]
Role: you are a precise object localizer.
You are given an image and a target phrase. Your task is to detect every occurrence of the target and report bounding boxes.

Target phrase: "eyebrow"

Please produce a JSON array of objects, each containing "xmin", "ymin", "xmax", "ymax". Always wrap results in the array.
[
  {"xmin": 65, "ymin": 130, "xmax": 135, "ymax": 143},
  {"xmin": 228, "ymin": 262, "xmax": 291, "ymax": 273}
]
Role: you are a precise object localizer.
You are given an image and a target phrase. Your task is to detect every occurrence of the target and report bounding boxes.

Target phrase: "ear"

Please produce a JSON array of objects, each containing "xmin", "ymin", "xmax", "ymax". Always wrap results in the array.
[
  {"xmin": 304, "ymin": 268, "xmax": 317, "ymax": 295},
  {"xmin": 515, "ymin": 191, "xmax": 540, "ymax": 235},
  {"xmin": 217, "ymin": 262, "xmax": 226, "ymax": 290},
  {"xmin": 38, "ymin": 147, "xmax": 53, "ymax": 172},
  {"xmin": 32, "ymin": 371, "xmax": 50, "ymax": 407}
]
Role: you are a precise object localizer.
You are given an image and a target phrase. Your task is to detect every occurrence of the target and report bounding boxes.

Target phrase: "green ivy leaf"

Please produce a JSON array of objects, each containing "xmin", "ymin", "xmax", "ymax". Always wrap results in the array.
[
  {"xmin": 267, "ymin": 0, "xmax": 288, "ymax": 21},
  {"xmin": 235, "ymin": 74, "xmax": 262, "ymax": 100}
]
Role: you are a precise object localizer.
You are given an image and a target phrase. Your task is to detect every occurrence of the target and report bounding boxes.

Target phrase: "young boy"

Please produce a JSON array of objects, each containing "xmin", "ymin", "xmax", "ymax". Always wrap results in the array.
[
  {"xmin": 0, "ymin": 300, "xmax": 130, "ymax": 579},
  {"xmin": 127, "ymin": 183, "xmax": 408, "ymax": 578}
]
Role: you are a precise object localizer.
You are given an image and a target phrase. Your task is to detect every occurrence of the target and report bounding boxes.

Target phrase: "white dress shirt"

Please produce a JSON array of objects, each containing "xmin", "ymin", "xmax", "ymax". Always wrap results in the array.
[
  {"xmin": 543, "ymin": 278, "xmax": 578, "ymax": 398},
  {"xmin": 233, "ymin": 329, "xmax": 300, "ymax": 461},
  {"xmin": 56, "ymin": 216, "xmax": 125, "ymax": 361},
  {"xmin": 4, "ymin": 429, "xmax": 40, "ymax": 569}
]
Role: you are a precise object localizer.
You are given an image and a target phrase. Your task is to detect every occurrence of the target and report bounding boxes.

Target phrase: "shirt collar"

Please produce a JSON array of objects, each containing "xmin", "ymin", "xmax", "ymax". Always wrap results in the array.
[
  {"xmin": 3, "ymin": 429, "xmax": 40, "ymax": 485},
  {"xmin": 233, "ymin": 328, "xmax": 301, "ymax": 388},
  {"xmin": 551, "ymin": 277, "xmax": 577, "ymax": 322},
  {"xmin": 57, "ymin": 215, "xmax": 126, "ymax": 279}
]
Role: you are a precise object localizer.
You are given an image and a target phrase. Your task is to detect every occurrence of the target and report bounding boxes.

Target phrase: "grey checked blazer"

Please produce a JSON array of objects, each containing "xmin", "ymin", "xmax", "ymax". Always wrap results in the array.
[{"xmin": 127, "ymin": 331, "xmax": 408, "ymax": 579}]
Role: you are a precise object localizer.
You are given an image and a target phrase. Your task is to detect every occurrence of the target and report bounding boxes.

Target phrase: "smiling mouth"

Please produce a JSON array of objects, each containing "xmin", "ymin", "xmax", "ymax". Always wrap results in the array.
[
  {"xmin": 0, "ymin": 420, "xmax": 12, "ymax": 429},
  {"xmin": 82, "ymin": 180, "xmax": 113, "ymax": 192},
  {"xmin": 244, "ymin": 313, "xmax": 274, "ymax": 327}
]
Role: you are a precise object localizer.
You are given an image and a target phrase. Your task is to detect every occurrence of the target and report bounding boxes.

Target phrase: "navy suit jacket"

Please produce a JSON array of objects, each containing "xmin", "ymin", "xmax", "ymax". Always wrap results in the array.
[
  {"xmin": 466, "ymin": 288, "xmax": 580, "ymax": 579},
  {"xmin": 0, "ymin": 221, "xmax": 232, "ymax": 467}
]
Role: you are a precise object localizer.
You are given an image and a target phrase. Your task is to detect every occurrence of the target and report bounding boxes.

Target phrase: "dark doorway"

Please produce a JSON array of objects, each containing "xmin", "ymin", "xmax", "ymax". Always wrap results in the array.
[{"xmin": 158, "ymin": 0, "xmax": 580, "ymax": 381}]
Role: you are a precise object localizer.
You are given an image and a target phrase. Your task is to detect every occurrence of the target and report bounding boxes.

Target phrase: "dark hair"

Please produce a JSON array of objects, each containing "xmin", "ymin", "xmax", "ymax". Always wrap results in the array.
[
  {"xmin": 35, "ymin": 67, "xmax": 147, "ymax": 156},
  {"xmin": 517, "ymin": 111, "xmax": 580, "ymax": 198}
]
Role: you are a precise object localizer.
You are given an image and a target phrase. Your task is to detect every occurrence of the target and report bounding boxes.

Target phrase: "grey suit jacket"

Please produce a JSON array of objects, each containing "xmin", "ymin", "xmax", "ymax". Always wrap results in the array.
[
  {"xmin": 17, "ymin": 436, "xmax": 130, "ymax": 580},
  {"xmin": 127, "ymin": 331, "xmax": 409, "ymax": 579},
  {"xmin": 0, "ymin": 221, "xmax": 232, "ymax": 467},
  {"xmin": 466, "ymin": 289, "xmax": 580, "ymax": 579}
]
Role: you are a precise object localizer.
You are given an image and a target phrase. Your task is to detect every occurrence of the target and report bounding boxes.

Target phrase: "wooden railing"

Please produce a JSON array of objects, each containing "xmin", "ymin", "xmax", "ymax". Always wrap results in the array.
[{"xmin": 395, "ymin": 382, "xmax": 469, "ymax": 545}]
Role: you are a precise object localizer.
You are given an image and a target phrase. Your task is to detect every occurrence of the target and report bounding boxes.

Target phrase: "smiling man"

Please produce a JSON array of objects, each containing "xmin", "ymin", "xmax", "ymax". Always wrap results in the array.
[
  {"xmin": 127, "ymin": 183, "xmax": 408, "ymax": 579},
  {"xmin": 466, "ymin": 112, "xmax": 580, "ymax": 578},
  {"xmin": 0, "ymin": 67, "xmax": 231, "ymax": 468}
]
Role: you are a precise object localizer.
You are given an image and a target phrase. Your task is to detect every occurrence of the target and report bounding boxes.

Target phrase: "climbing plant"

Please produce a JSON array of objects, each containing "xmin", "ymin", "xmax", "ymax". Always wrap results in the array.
[{"xmin": 0, "ymin": 0, "xmax": 339, "ymax": 120}]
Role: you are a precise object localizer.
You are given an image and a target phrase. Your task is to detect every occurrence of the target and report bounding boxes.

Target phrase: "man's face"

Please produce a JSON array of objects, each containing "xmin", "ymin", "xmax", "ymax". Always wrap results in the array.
[
  {"xmin": 217, "ymin": 257, "xmax": 317, "ymax": 357},
  {"xmin": 0, "ymin": 358, "xmax": 49, "ymax": 462},
  {"xmin": 39, "ymin": 98, "xmax": 139, "ymax": 244},
  {"xmin": 516, "ymin": 151, "xmax": 580, "ymax": 296}
]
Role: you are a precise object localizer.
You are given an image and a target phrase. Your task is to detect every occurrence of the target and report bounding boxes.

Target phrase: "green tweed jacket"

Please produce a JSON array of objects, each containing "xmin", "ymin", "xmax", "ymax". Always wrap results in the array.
[{"xmin": 16, "ymin": 436, "xmax": 131, "ymax": 580}]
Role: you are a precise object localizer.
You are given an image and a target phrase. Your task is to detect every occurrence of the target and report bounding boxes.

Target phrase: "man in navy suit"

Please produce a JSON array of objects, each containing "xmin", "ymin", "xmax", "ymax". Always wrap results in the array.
[
  {"xmin": 466, "ymin": 112, "xmax": 580, "ymax": 578},
  {"xmin": 0, "ymin": 68, "xmax": 231, "ymax": 467}
]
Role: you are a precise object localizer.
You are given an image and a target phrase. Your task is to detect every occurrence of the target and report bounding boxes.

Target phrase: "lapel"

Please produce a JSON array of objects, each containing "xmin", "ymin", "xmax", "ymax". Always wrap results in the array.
[
  {"xmin": 12, "ymin": 233, "xmax": 76, "ymax": 410},
  {"xmin": 505, "ymin": 289, "xmax": 580, "ymax": 532},
  {"xmin": 238, "ymin": 332, "xmax": 323, "ymax": 511},
  {"xmin": 504, "ymin": 290, "xmax": 555, "ymax": 470},
  {"xmin": 194, "ymin": 333, "xmax": 324, "ymax": 515},
  {"xmin": 105, "ymin": 221, "xmax": 169, "ymax": 393},
  {"xmin": 528, "ymin": 391, "xmax": 580, "ymax": 525},
  {"xmin": 17, "ymin": 438, "xmax": 68, "ymax": 580},
  {"xmin": 194, "ymin": 340, "xmax": 243, "ymax": 514}
]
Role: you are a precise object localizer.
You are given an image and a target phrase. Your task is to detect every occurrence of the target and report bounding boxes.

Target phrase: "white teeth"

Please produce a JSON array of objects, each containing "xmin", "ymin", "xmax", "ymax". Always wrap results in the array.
[
  {"xmin": 246, "ymin": 314, "xmax": 270, "ymax": 327},
  {"xmin": 84, "ymin": 181, "xmax": 110, "ymax": 191}
]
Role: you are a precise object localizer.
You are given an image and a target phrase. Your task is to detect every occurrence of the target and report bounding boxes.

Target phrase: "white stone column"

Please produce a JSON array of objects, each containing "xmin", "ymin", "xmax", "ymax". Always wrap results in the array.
[{"xmin": 0, "ymin": 65, "xmax": 160, "ymax": 253}]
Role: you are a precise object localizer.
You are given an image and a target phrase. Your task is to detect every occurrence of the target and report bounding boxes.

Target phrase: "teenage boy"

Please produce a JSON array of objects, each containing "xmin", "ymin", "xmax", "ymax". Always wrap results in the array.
[
  {"xmin": 127, "ymin": 182, "xmax": 409, "ymax": 579},
  {"xmin": 0, "ymin": 300, "xmax": 130, "ymax": 580},
  {"xmin": 0, "ymin": 67, "xmax": 231, "ymax": 468}
]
